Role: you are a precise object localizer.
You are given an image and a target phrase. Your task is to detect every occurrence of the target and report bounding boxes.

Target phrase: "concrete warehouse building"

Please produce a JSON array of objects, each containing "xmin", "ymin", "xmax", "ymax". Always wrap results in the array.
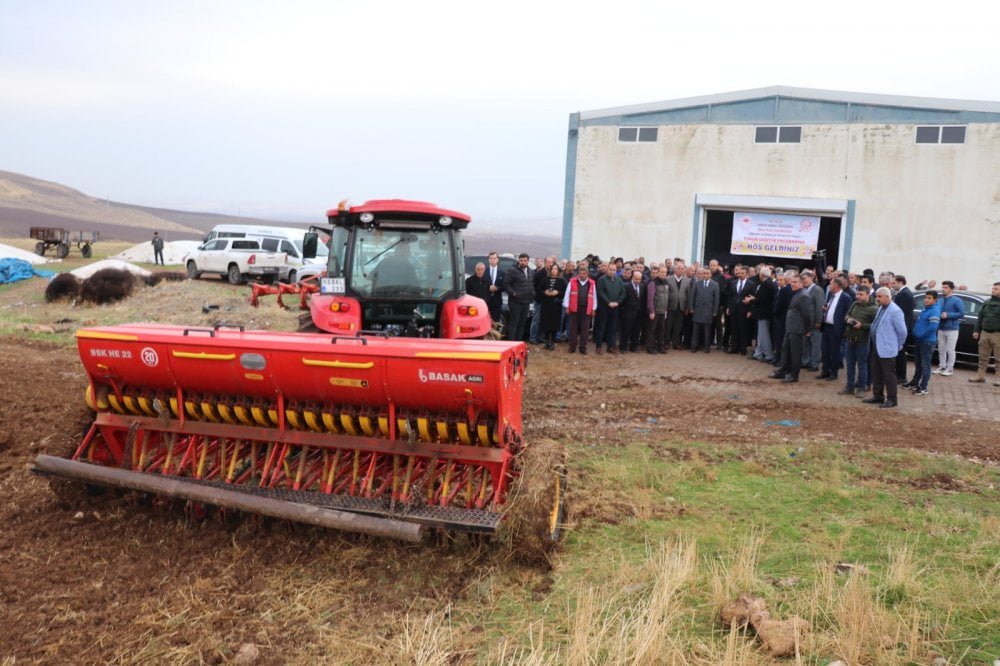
[{"xmin": 562, "ymin": 86, "xmax": 1000, "ymax": 290}]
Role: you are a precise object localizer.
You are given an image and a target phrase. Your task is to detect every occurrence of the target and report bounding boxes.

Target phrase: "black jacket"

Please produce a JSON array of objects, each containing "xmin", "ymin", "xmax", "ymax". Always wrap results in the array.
[
  {"xmin": 620, "ymin": 280, "xmax": 646, "ymax": 319},
  {"xmin": 752, "ymin": 278, "xmax": 777, "ymax": 320},
  {"xmin": 893, "ymin": 287, "xmax": 915, "ymax": 333},
  {"xmin": 465, "ymin": 273, "xmax": 490, "ymax": 301},
  {"xmin": 504, "ymin": 264, "xmax": 535, "ymax": 304}
]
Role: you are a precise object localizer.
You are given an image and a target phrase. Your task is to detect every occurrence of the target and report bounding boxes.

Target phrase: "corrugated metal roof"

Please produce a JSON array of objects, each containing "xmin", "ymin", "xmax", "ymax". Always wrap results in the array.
[{"xmin": 578, "ymin": 85, "xmax": 1000, "ymax": 120}]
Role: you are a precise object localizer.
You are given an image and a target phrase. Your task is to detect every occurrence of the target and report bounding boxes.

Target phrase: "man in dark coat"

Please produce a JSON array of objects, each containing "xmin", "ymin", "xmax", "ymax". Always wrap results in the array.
[
  {"xmin": 771, "ymin": 273, "xmax": 793, "ymax": 367},
  {"xmin": 892, "ymin": 275, "xmax": 915, "ymax": 382},
  {"xmin": 618, "ymin": 269, "xmax": 646, "ymax": 352},
  {"xmin": 708, "ymin": 259, "xmax": 728, "ymax": 348},
  {"xmin": 750, "ymin": 267, "xmax": 777, "ymax": 362},
  {"xmin": 689, "ymin": 267, "xmax": 720, "ymax": 353},
  {"xmin": 770, "ymin": 273, "xmax": 815, "ymax": 382},
  {"xmin": 818, "ymin": 277, "xmax": 854, "ymax": 380},
  {"xmin": 729, "ymin": 265, "xmax": 754, "ymax": 355},
  {"xmin": 595, "ymin": 263, "xmax": 626, "ymax": 354},
  {"xmin": 465, "ymin": 262, "xmax": 491, "ymax": 302},
  {"xmin": 504, "ymin": 253, "xmax": 534, "ymax": 341}
]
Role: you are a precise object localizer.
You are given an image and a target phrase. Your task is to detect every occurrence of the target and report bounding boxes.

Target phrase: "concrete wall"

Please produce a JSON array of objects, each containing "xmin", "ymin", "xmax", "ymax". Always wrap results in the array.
[{"xmin": 570, "ymin": 122, "xmax": 1000, "ymax": 290}]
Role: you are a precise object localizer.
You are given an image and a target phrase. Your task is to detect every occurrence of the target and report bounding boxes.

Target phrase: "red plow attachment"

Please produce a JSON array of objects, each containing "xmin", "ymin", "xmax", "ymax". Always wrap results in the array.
[{"xmin": 35, "ymin": 324, "xmax": 532, "ymax": 541}]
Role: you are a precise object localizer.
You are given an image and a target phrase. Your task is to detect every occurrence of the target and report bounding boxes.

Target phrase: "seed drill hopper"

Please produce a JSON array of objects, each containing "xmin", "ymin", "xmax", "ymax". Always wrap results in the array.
[{"xmin": 33, "ymin": 324, "xmax": 555, "ymax": 543}]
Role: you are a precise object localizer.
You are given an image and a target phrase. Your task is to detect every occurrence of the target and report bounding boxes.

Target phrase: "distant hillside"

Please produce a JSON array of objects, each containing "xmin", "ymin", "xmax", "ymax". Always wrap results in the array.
[
  {"xmin": 0, "ymin": 170, "xmax": 298, "ymax": 243},
  {"xmin": 0, "ymin": 169, "xmax": 561, "ymax": 256}
]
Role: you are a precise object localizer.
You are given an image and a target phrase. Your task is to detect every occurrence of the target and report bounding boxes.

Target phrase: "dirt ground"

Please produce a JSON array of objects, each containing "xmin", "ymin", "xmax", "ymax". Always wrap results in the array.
[{"xmin": 0, "ymin": 278, "xmax": 997, "ymax": 663}]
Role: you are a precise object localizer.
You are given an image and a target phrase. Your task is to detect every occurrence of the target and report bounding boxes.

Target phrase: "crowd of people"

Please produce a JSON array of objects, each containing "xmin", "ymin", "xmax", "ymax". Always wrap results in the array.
[{"xmin": 465, "ymin": 252, "xmax": 1000, "ymax": 409}]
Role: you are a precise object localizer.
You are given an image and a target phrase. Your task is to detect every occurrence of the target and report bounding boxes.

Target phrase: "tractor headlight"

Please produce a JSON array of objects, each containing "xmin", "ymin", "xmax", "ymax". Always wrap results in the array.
[
  {"xmin": 360, "ymin": 212, "xmax": 375, "ymax": 224},
  {"xmin": 438, "ymin": 216, "xmax": 452, "ymax": 227}
]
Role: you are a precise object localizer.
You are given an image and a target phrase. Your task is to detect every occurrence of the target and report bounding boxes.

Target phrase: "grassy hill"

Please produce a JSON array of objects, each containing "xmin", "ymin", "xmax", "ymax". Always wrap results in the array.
[{"xmin": 0, "ymin": 169, "xmax": 561, "ymax": 257}]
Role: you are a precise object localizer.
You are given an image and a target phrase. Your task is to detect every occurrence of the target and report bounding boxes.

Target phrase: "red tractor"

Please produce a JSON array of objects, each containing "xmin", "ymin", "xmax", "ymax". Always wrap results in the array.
[
  {"xmin": 34, "ymin": 200, "xmax": 565, "ymax": 548},
  {"xmin": 298, "ymin": 199, "xmax": 492, "ymax": 338}
]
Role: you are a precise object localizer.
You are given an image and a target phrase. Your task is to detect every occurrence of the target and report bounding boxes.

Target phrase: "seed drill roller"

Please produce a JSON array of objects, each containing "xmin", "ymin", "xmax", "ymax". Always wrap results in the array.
[{"xmin": 33, "ymin": 323, "xmax": 554, "ymax": 543}]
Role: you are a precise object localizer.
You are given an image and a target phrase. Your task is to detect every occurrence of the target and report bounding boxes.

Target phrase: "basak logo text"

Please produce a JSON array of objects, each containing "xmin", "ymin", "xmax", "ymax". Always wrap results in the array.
[{"xmin": 418, "ymin": 369, "xmax": 483, "ymax": 383}]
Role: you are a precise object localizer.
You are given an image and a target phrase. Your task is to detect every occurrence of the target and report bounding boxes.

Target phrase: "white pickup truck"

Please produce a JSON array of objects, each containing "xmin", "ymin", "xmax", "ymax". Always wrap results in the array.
[{"xmin": 183, "ymin": 238, "xmax": 287, "ymax": 284}]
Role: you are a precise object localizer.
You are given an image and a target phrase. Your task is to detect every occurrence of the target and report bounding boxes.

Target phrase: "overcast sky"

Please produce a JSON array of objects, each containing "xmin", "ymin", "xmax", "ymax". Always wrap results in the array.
[{"xmin": 2, "ymin": 0, "xmax": 998, "ymax": 231}]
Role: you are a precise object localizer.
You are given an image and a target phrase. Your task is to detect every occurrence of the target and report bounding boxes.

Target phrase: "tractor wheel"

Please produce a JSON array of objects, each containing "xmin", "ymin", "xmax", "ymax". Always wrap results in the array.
[
  {"xmin": 227, "ymin": 264, "xmax": 244, "ymax": 285},
  {"xmin": 34, "ymin": 242, "xmax": 45, "ymax": 256},
  {"xmin": 81, "ymin": 243, "xmax": 92, "ymax": 258},
  {"xmin": 56, "ymin": 242, "xmax": 70, "ymax": 258},
  {"xmin": 186, "ymin": 261, "xmax": 201, "ymax": 279}
]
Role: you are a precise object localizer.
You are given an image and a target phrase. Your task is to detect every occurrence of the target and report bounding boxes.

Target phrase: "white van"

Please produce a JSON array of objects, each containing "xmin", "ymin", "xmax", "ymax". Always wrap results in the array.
[{"xmin": 203, "ymin": 224, "xmax": 328, "ymax": 282}]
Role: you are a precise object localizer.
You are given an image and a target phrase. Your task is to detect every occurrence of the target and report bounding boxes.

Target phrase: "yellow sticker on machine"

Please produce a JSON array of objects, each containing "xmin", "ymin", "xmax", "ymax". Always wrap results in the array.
[{"xmin": 329, "ymin": 377, "xmax": 369, "ymax": 389}]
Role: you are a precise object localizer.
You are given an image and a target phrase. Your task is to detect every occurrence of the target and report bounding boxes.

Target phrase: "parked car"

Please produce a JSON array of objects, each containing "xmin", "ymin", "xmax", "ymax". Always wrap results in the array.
[
  {"xmin": 203, "ymin": 224, "xmax": 329, "ymax": 282},
  {"xmin": 908, "ymin": 289, "xmax": 995, "ymax": 370},
  {"xmin": 183, "ymin": 238, "xmax": 286, "ymax": 285}
]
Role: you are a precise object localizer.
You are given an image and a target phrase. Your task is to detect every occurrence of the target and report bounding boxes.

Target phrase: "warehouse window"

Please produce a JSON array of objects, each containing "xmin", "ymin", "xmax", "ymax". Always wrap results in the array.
[
  {"xmin": 941, "ymin": 126, "xmax": 966, "ymax": 143},
  {"xmin": 755, "ymin": 126, "xmax": 801, "ymax": 143},
  {"xmin": 916, "ymin": 126, "xmax": 966, "ymax": 144},
  {"xmin": 618, "ymin": 127, "xmax": 658, "ymax": 142}
]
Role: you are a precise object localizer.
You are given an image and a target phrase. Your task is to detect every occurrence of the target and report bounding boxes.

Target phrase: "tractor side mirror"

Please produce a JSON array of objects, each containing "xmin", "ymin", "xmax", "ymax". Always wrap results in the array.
[{"xmin": 302, "ymin": 232, "xmax": 318, "ymax": 259}]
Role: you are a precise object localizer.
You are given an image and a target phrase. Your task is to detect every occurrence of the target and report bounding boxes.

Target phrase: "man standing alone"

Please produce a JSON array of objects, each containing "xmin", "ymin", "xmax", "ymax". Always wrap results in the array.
[{"xmin": 151, "ymin": 231, "xmax": 165, "ymax": 266}]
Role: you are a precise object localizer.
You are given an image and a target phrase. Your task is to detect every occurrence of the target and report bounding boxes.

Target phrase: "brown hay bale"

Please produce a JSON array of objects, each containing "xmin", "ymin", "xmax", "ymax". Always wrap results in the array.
[
  {"xmin": 45, "ymin": 273, "xmax": 82, "ymax": 302},
  {"xmin": 497, "ymin": 437, "xmax": 568, "ymax": 568},
  {"xmin": 144, "ymin": 271, "xmax": 186, "ymax": 286},
  {"xmin": 78, "ymin": 268, "xmax": 136, "ymax": 304}
]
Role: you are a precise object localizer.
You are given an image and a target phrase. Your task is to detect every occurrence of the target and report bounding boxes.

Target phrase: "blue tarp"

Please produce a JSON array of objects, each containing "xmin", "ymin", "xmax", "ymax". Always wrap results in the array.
[{"xmin": 0, "ymin": 258, "xmax": 56, "ymax": 284}]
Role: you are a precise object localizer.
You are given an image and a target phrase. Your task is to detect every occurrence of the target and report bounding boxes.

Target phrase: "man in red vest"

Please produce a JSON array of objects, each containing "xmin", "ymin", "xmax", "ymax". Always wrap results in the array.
[{"xmin": 562, "ymin": 264, "xmax": 597, "ymax": 355}]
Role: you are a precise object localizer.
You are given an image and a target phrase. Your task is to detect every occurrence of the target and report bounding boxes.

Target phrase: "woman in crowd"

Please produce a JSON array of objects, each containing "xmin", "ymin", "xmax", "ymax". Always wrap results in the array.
[{"xmin": 537, "ymin": 263, "xmax": 567, "ymax": 350}]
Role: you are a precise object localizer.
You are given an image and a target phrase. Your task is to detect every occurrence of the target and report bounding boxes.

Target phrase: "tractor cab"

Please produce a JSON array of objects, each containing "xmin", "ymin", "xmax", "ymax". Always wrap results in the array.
[{"xmin": 304, "ymin": 200, "xmax": 492, "ymax": 338}]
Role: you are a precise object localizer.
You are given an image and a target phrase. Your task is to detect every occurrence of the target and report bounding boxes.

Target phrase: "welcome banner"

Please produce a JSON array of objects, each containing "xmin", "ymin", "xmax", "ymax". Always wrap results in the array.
[{"xmin": 730, "ymin": 211, "xmax": 820, "ymax": 259}]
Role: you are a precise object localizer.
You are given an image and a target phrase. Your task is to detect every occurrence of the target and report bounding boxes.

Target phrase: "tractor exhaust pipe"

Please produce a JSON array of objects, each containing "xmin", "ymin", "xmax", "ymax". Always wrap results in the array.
[{"xmin": 33, "ymin": 455, "xmax": 424, "ymax": 543}]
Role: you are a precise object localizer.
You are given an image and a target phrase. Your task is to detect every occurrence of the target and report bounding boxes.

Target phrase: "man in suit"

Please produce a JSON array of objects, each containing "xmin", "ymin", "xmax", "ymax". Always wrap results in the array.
[
  {"xmin": 665, "ymin": 261, "xmax": 691, "ymax": 350},
  {"xmin": 504, "ymin": 253, "xmax": 534, "ymax": 341},
  {"xmin": 708, "ymin": 259, "xmax": 728, "ymax": 348},
  {"xmin": 618, "ymin": 268, "xmax": 646, "ymax": 352},
  {"xmin": 729, "ymin": 265, "xmax": 754, "ymax": 355},
  {"xmin": 465, "ymin": 262, "xmax": 491, "ymax": 302},
  {"xmin": 892, "ymin": 275, "xmax": 915, "ymax": 383},
  {"xmin": 750, "ymin": 267, "xmax": 777, "ymax": 362},
  {"xmin": 485, "ymin": 252, "xmax": 504, "ymax": 323},
  {"xmin": 689, "ymin": 267, "xmax": 720, "ymax": 353},
  {"xmin": 770, "ymin": 272, "xmax": 815, "ymax": 382},
  {"xmin": 818, "ymin": 276, "xmax": 854, "ymax": 380},
  {"xmin": 771, "ymin": 272, "xmax": 792, "ymax": 367},
  {"xmin": 800, "ymin": 270, "xmax": 825, "ymax": 370},
  {"xmin": 863, "ymin": 287, "xmax": 909, "ymax": 408}
]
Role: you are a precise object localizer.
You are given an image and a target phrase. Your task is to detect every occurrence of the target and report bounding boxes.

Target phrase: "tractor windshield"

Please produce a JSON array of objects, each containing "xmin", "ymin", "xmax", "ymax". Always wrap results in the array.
[{"xmin": 350, "ymin": 227, "xmax": 456, "ymax": 299}]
